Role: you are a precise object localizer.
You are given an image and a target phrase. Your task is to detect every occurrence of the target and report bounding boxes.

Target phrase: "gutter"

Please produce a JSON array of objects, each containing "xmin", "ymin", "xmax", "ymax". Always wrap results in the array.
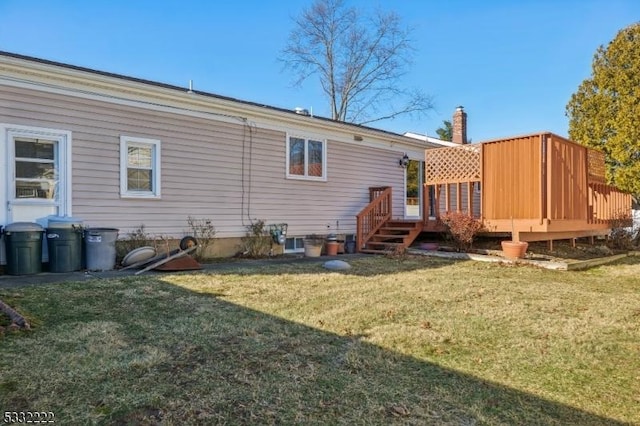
[{"xmin": 0, "ymin": 51, "xmax": 435, "ymax": 151}]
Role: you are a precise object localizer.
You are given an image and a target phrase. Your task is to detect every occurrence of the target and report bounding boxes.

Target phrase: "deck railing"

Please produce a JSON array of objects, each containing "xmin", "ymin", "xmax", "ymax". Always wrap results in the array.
[
  {"xmin": 356, "ymin": 186, "xmax": 392, "ymax": 252},
  {"xmin": 588, "ymin": 182, "xmax": 633, "ymax": 225}
]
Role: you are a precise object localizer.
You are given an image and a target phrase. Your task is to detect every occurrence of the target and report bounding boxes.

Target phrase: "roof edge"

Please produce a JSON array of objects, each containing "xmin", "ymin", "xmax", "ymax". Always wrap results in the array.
[{"xmin": 0, "ymin": 50, "xmax": 430, "ymax": 146}]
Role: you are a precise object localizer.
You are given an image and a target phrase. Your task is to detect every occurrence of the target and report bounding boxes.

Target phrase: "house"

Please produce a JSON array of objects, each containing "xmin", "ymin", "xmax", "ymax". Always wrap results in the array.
[{"xmin": 0, "ymin": 51, "xmax": 439, "ymax": 262}]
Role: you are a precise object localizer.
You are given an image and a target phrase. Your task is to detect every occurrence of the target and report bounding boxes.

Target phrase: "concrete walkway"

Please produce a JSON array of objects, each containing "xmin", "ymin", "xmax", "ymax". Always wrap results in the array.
[{"xmin": 0, "ymin": 254, "xmax": 367, "ymax": 289}]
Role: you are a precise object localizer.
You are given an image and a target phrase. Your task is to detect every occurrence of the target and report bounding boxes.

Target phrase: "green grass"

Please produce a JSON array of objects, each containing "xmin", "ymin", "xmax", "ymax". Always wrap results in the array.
[{"xmin": 1, "ymin": 255, "xmax": 639, "ymax": 425}]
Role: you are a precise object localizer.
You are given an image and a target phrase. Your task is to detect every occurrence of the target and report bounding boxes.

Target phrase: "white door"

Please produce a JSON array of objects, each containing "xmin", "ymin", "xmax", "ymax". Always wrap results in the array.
[{"xmin": 1, "ymin": 125, "xmax": 72, "ymax": 263}]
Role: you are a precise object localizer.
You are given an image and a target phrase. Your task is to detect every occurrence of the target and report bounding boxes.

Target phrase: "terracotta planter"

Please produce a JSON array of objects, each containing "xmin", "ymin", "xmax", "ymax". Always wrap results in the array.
[
  {"xmin": 501, "ymin": 241, "xmax": 528, "ymax": 259},
  {"xmin": 325, "ymin": 241, "xmax": 339, "ymax": 256}
]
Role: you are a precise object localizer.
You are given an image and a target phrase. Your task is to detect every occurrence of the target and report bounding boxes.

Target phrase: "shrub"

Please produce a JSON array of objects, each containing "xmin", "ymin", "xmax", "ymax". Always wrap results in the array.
[
  {"xmin": 607, "ymin": 211, "xmax": 635, "ymax": 250},
  {"xmin": 117, "ymin": 224, "xmax": 152, "ymax": 259},
  {"xmin": 186, "ymin": 216, "xmax": 217, "ymax": 261},
  {"xmin": 439, "ymin": 211, "xmax": 484, "ymax": 251},
  {"xmin": 385, "ymin": 245, "xmax": 408, "ymax": 261},
  {"xmin": 240, "ymin": 220, "xmax": 272, "ymax": 258}
]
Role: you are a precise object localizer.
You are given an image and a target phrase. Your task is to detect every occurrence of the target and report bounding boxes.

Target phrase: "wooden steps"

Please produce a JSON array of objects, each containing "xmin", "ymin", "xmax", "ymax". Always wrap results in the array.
[{"xmin": 361, "ymin": 220, "xmax": 423, "ymax": 254}]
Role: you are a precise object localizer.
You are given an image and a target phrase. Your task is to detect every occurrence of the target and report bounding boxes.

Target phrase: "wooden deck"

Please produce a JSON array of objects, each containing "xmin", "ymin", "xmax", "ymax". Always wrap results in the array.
[{"xmin": 423, "ymin": 133, "xmax": 632, "ymax": 242}]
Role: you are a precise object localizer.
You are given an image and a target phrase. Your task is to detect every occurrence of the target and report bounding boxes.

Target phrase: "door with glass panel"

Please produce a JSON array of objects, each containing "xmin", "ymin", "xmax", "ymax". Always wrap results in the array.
[
  {"xmin": 404, "ymin": 159, "xmax": 422, "ymax": 219},
  {"xmin": 4, "ymin": 126, "xmax": 70, "ymax": 224}
]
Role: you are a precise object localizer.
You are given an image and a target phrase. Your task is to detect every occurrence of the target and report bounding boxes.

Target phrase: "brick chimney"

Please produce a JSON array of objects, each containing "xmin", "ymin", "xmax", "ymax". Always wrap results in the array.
[{"xmin": 452, "ymin": 106, "xmax": 467, "ymax": 144}]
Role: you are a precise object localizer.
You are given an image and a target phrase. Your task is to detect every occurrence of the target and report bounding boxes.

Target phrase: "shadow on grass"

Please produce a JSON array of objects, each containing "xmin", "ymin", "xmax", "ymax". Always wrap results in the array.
[{"xmin": 0, "ymin": 276, "xmax": 628, "ymax": 425}]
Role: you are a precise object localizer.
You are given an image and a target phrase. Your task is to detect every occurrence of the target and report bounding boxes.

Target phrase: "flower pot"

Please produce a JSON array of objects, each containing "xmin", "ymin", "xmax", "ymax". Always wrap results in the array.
[
  {"xmin": 501, "ymin": 241, "xmax": 528, "ymax": 259},
  {"xmin": 304, "ymin": 240, "xmax": 323, "ymax": 257},
  {"xmin": 325, "ymin": 241, "xmax": 339, "ymax": 256}
]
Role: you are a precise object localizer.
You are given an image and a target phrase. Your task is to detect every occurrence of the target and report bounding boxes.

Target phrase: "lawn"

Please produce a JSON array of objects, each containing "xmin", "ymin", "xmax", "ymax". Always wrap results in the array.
[{"xmin": 1, "ymin": 255, "xmax": 639, "ymax": 425}]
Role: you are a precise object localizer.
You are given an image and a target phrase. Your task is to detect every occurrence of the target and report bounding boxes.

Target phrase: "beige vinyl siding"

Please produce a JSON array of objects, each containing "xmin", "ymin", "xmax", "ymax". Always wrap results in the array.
[{"xmin": 1, "ymin": 85, "xmax": 406, "ymax": 238}]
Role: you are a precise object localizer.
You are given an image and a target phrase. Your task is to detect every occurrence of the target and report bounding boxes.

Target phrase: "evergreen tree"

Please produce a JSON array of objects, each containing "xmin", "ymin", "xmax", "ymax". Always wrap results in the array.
[
  {"xmin": 435, "ymin": 120, "xmax": 452, "ymax": 141},
  {"xmin": 566, "ymin": 23, "xmax": 640, "ymax": 198}
]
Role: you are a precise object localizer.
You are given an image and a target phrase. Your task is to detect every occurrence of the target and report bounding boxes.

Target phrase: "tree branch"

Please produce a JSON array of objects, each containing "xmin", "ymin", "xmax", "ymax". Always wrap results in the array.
[{"xmin": 280, "ymin": 0, "xmax": 432, "ymax": 124}]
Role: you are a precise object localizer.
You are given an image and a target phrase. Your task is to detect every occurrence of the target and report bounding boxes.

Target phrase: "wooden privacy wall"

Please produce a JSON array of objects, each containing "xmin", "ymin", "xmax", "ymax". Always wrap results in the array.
[
  {"xmin": 482, "ymin": 135, "xmax": 542, "ymax": 220},
  {"xmin": 547, "ymin": 135, "xmax": 588, "ymax": 221}
]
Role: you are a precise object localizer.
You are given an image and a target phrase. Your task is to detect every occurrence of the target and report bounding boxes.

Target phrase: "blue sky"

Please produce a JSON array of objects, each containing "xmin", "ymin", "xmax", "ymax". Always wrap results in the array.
[{"xmin": 1, "ymin": 1, "xmax": 638, "ymax": 141}]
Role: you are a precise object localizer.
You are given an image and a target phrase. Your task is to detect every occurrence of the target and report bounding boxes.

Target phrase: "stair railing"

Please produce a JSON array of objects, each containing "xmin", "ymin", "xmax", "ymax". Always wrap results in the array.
[{"xmin": 356, "ymin": 186, "xmax": 392, "ymax": 252}]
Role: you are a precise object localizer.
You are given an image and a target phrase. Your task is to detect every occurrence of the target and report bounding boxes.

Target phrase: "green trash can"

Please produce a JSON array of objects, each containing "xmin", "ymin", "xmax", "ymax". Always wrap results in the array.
[
  {"xmin": 3, "ymin": 222, "xmax": 44, "ymax": 275},
  {"xmin": 46, "ymin": 217, "xmax": 84, "ymax": 273}
]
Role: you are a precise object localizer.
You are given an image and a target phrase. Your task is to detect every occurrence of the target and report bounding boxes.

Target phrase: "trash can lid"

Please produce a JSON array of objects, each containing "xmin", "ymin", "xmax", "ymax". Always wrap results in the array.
[
  {"xmin": 46, "ymin": 215, "xmax": 84, "ymax": 229},
  {"xmin": 5, "ymin": 222, "xmax": 44, "ymax": 232},
  {"xmin": 85, "ymin": 227, "xmax": 119, "ymax": 233}
]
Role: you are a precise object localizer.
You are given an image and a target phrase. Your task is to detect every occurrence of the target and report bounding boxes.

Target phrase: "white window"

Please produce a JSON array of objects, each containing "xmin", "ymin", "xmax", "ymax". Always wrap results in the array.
[
  {"xmin": 286, "ymin": 135, "xmax": 327, "ymax": 181},
  {"xmin": 285, "ymin": 237, "xmax": 305, "ymax": 253},
  {"xmin": 14, "ymin": 137, "xmax": 57, "ymax": 200},
  {"xmin": 120, "ymin": 136, "xmax": 161, "ymax": 198}
]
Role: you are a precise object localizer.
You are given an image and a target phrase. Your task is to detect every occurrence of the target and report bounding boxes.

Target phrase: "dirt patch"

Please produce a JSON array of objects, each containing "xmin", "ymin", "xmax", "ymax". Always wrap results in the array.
[
  {"xmin": 113, "ymin": 407, "xmax": 164, "ymax": 426},
  {"xmin": 419, "ymin": 236, "xmax": 633, "ymax": 262},
  {"xmin": 526, "ymin": 240, "xmax": 620, "ymax": 260}
]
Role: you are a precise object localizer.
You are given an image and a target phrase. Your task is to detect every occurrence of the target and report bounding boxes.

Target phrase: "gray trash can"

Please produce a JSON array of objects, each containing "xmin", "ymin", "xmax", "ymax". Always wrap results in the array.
[
  {"xmin": 47, "ymin": 217, "xmax": 84, "ymax": 273},
  {"xmin": 84, "ymin": 228, "xmax": 119, "ymax": 271},
  {"xmin": 3, "ymin": 222, "xmax": 44, "ymax": 275}
]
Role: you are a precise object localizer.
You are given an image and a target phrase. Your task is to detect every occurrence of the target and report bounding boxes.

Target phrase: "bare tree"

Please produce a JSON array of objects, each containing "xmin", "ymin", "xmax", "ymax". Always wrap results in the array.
[{"xmin": 281, "ymin": 0, "xmax": 432, "ymax": 125}]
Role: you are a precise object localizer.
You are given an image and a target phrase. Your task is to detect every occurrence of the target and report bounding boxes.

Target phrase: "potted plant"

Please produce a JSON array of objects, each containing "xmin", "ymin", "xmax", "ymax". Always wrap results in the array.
[
  {"xmin": 325, "ymin": 233, "xmax": 339, "ymax": 256},
  {"xmin": 303, "ymin": 234, "xmax": 324, "ymax": 257},
  {"xmin": 501, "ymin": 217, "xmax": 528, "ymax": 259}
]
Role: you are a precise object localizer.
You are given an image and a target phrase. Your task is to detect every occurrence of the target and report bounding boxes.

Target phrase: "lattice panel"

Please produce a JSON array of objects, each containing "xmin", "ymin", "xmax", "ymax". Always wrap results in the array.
[
  {"xmin": 425, "ymin": 144, "xmax": 481, "ymax": 184},
  {"xmin": 587, "ymin": 149, "xmax": 606, "ymax": 183}
]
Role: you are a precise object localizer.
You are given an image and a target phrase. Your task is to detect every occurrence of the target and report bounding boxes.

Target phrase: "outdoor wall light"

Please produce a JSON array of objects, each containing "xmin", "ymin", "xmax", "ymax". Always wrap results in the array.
[{"xmin": 399, "ymin": 153, "xmax": 409, "ymax": 168}]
